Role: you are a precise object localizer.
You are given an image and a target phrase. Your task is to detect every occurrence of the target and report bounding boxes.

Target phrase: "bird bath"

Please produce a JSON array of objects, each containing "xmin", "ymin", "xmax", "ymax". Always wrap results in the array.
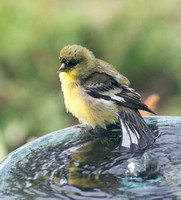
[{"xmin": 0, "ymin": 116, "xmax": 181, "ymax": 199}]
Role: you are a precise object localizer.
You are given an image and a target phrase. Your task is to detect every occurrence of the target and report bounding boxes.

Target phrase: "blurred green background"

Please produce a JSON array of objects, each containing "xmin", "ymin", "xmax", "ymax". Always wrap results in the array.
[{"xmin": 0, "ymin": 0, "xmax": 181, "ymax": 160}]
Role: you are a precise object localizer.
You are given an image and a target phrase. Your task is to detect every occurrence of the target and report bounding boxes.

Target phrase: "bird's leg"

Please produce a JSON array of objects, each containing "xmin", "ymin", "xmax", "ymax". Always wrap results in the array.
[{"xmin": 77, "ymin": 125, "xmax": 94, "ymax": 135}]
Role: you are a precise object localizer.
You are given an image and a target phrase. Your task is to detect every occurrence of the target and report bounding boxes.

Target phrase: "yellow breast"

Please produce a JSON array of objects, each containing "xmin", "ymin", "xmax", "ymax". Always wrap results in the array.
[{"xmin": 59, "ymin": 73, "xmax": 118, "ymax": 129}]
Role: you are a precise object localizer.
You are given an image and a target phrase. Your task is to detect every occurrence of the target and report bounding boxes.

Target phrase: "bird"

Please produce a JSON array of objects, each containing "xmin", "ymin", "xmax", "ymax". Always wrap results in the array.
[{"xmin": 57, "ymin": 45, "xmax": 157, "ymax": 153}]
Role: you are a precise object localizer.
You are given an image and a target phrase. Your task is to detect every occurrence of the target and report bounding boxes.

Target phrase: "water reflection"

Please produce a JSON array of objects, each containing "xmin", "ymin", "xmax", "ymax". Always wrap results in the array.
[{"xmin": 67, "ymin": 136, "xmax": 120, "ymax": 188}]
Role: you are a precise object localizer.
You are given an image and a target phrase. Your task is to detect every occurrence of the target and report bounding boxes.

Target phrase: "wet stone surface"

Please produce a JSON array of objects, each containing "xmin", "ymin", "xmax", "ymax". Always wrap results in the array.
[{"xmin": 0, "ymin": 116, "xmax": 181, "ymax": 199}]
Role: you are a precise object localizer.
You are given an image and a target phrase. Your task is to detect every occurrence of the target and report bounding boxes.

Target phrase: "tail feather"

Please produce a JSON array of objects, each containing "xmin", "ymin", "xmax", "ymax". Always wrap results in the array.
[{"xmin": 118, "ymin": 110, "xmax": 157, "ymax": 152}]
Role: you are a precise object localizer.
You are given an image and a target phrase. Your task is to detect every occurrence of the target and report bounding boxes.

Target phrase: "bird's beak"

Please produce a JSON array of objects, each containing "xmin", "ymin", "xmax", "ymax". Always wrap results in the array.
[{"xmin": 57, "ymin": 63, "xmax": 66, "ymax": 73}]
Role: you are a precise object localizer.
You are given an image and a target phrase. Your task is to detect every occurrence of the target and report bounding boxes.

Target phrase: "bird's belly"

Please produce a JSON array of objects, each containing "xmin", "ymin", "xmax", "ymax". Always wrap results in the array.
[{"xmin": 62, "ymin": 83, "xmax": 118, "ymax": 129}]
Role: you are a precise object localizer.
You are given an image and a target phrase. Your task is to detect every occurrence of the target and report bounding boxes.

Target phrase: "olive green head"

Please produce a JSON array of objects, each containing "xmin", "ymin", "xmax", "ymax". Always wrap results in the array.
[{"xmin": 57, "ymin": 45, "xmax": 96, "ymax": 77}]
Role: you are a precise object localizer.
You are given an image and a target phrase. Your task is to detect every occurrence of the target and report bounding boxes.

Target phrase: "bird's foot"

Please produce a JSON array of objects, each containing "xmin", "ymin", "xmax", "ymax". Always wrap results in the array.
[{"xmin": 77, "ymin": 126, "xmax": 94, "ymax": 136}]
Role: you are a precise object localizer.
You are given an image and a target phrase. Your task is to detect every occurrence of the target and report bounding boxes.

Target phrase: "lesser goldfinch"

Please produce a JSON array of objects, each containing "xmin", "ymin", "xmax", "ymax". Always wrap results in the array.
[{"xmin": 57, "ymin": 45, "xmax": 157, "ymax": 152}]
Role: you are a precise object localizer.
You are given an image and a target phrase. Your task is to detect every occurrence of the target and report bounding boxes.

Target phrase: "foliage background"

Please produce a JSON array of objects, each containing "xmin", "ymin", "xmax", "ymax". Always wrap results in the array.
[{"xmin": 0, "ymin": 0, "xmax": 181, "ymax": 160}]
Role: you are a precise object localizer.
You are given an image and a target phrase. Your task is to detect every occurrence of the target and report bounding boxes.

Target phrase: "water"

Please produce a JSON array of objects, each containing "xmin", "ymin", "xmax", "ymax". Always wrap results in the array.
[{"xmin": 0, "ymin": 117, "xmax": 181, "ymax": 199}]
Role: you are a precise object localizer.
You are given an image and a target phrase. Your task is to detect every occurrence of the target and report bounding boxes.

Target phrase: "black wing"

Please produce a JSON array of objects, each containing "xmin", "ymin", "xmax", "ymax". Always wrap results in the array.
[
  {"xmin": 81, "ymin": 72, "xmax": 120, "ymax": 92},
  {"xmin": 81, "ymin": 72, "xmax": 155, "ymax": 114},
  {"xmin": 115, "ymin": 86, "xmax": 156, "ymax": 114}
]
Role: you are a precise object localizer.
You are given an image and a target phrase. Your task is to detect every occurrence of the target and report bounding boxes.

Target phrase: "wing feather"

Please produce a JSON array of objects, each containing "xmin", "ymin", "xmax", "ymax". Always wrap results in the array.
[{"xmin": 81, "ymin": 72, "xmax": 155, "ymax": 114}]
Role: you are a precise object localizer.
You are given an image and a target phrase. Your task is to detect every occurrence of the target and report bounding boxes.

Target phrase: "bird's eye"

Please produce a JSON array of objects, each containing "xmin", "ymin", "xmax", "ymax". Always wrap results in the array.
[
  {"xmin": 72, "ymin": 61, "xmax": 77, "ymax": 66},
  {"xmin": 68, "ymin": 60, "xmax": 79, "ymax": 68}
]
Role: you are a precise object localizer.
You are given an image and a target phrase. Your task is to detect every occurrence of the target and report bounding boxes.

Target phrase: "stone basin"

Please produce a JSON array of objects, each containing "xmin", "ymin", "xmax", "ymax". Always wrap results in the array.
[{"xmin": 0, "ymin": 116, "xmax": 181, "ymax": 199}]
